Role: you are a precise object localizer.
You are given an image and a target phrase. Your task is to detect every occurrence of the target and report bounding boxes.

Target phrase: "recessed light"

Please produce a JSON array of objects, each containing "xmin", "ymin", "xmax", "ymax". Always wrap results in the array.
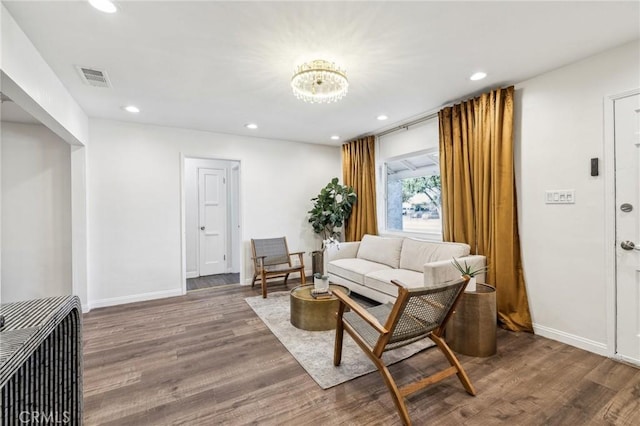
[
  {"xmin": 89, "ymin": 0, "xmax": 117, "ymax": 14},
  {"xmin": 377, "ymin": 115, "xmax": 388, "ymax": 121},
  {"xmin": 245, "ymin": 123, "xmax": 258, "ymax": 130},
  {"xmin": 330, "ymin": 135, "xmax": 340, "ymax": 140},
  {"xmin": 470, "ymin": 72, "xmax": 487, "ymax": 81},
  {"xmin": 123, "ymin": 105, "xmax": 140, "ymax": 113}
]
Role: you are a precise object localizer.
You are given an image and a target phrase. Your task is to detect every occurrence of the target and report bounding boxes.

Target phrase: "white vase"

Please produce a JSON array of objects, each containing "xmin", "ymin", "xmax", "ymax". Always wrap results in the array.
[
  {"xmin": 465, "ymin": 276, "xmax": 477, "ymax": 292},
  {"xmin": 314, "ymin": 276, "xmax": 330, "ymax": 292}
]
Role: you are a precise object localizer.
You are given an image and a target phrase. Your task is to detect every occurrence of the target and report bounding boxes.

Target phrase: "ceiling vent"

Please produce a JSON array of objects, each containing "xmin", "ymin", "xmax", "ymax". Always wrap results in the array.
[{"xmin": 76, "ymin": 66, "xmax": 111, "ymax": 88}]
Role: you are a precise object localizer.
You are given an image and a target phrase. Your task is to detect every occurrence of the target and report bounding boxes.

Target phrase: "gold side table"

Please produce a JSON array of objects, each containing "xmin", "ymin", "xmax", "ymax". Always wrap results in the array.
[
  {"xmin": 445, "ymin": 283, "xmax": 497, "ymax": 357},
  {"xmin": 290, "ymin": 284, "xmax": 350, "ymax": 331}
]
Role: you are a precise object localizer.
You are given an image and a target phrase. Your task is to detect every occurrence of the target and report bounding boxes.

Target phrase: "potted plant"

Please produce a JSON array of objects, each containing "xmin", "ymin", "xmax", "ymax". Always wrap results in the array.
[
  {"xmin": 308, "ymin": 177, "xmax": 357, "ymax": 277},
  {"xmin": 312, "ymin": 272, "xmax": 330, "ymax": 293},
  {"xmin": 447, "ymin": 257, "xmax": 496, "ymax": 357},
  {"xmin": 451, "ymin": 258, "xmax": 489, "ymax": 292}
]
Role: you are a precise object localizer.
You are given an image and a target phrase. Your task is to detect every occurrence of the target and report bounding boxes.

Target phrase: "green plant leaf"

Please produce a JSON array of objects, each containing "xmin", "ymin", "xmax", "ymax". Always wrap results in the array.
[
  {"xmin": 307, "ymin": 178, "xmax": 358, "ymax": 240},
  {"xmin": 451, "ymin": 257, "xmax": 489, "ymax": 277}
]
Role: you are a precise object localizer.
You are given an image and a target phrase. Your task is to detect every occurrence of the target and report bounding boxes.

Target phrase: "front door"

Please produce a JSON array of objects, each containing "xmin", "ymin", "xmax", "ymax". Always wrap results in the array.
[
  {"xmin": 615, "ymin": 92, "xmax": 640, "ymax": 365},
  {"xmin": 199, "ymin": 168, "xmax": 227, "ymax": 276}
]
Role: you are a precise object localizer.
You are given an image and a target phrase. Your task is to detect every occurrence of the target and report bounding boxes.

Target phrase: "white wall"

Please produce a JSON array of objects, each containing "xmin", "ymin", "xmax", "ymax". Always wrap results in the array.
[
  {"xmin": 1, "ymin": 122, "xmax": 72, "ymax": 302},
  {"xmin": 0, "ymin": 5, "xmax": 88, "ymax": 145},
  {"xmin": 70, "ymin": 145, "xmax": 89, "ymax": 310},
  {"xmin": 184, "ymin": 157, "xmax": 240, "ymax": 278},
  {"xmin": 516, "ymin": 40, "xmax": 640, "ymax": 355},
  {"xmin": 1, "ymin": 4, "xmax": 90, "ymax": 309},
  {"xmin": 87, "ymin": 119, "xmax": 341, "ymax": 307},
  {"xmin": 378, "ymin": 118, "xmax": 439, "ymax": 161}
]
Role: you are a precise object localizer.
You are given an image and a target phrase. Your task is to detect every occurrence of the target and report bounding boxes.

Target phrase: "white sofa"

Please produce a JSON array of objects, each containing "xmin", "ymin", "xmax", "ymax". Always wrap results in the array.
[{"xmin": 327, "ymin": 234, "xmax": 486, "ymax": 304}]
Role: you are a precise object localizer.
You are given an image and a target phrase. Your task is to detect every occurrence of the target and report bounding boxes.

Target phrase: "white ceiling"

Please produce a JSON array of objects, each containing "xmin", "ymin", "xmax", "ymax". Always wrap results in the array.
[{"xmin": 3, "ymin": 1, "xmax": 639, "ymax": 145}]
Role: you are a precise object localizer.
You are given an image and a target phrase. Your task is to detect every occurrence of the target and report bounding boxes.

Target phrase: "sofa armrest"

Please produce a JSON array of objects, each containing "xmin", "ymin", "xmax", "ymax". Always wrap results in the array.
[
  {"xmin": 327, "ymin": 241, "xmax": 360, "ymax": 261},
  {"xmin": 423, "ymin": 255, "xmax": 486, "ymax": 286}
]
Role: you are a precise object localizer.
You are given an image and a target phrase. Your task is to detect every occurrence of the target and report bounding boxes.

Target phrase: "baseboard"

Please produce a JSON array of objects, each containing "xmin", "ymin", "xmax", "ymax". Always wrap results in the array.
[
  {"xmin": 613, "ymin": 353, "xmax": 640, "ymax": 367},
  {"xmin": 533, "ymin": 323, "xmax": 609, "ymax": 357},
  {"xmin": 186, "ymin": 271, "xmax": 198, "ymax": 279},
  {"xmin": 89, "ymin": 288, "xmax": 183, "ymax": 310}
]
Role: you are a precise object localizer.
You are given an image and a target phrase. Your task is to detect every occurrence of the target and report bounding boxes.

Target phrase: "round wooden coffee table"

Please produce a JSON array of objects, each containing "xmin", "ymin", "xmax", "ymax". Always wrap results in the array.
[{"xmin": 290, "ymin": 284, "xmax": 350, "ymax": 331}]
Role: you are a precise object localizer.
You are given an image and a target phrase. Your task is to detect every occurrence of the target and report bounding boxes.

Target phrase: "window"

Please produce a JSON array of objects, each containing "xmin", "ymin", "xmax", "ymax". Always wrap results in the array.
[{"xmin": 385, "ymin": 149, "xmax": 441, "ymax": 235}]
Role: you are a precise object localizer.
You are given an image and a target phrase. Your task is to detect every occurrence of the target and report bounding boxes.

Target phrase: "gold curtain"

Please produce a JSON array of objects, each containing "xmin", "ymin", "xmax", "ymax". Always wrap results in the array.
[
  {"xmin": 439, "ymin": 86, "xmax": 532, "ymax": 332},
  {"xmin": 342, "ymin": 136, "xmax": 378, "ymax": 241}
]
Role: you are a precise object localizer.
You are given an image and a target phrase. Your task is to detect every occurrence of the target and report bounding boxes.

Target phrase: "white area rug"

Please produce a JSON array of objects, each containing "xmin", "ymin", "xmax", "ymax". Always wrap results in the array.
[{"xmin": 245, "ymin": 291, "xmax": 435, "ymax": 389}]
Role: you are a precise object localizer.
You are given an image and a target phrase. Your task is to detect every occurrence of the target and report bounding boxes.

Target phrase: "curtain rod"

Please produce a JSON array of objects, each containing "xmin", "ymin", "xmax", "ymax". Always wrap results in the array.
[
  {"xmin": 372, "ymin": 85, "xmax": 512, "ymax": 140},
  {"xmin": 376, "ymin": 111, "xmax": 439, "ymax": 138}
]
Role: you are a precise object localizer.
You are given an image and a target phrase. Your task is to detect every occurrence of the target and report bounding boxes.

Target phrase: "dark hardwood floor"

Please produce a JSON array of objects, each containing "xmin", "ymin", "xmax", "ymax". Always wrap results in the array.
[
  {"xmin": 82, "ymin": 285, "xmax": 640, "ymax": 425},
  {"xmin": 187, "ymin": 273, "xmax": 240, "ymax": 291}
]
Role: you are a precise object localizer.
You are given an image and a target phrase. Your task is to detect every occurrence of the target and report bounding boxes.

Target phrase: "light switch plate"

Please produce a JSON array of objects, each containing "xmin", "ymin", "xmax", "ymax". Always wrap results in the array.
[{"xmin": 545, "ymin": 190, "xmax": 575, "ymax": 204}]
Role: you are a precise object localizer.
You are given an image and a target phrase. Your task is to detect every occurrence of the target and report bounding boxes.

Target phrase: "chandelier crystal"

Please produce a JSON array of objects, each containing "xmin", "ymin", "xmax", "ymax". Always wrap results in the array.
[{"xmin": 291, "ymin": 59, "xmax": 348, "ymax": 104}]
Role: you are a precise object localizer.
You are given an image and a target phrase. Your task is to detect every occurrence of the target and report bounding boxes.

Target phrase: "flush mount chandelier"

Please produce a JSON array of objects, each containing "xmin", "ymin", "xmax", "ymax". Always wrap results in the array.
[{"xmin": 291, "ymin": 59, "xmax": 348, "ymax": 104}]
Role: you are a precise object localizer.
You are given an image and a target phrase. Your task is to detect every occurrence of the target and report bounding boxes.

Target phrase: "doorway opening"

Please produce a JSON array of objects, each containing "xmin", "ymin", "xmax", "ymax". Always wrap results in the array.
[
  {"xmin": 182, "ymin": 157, "xmax": 241, "ymax": 292},
  {"xmin": 613, "ymin": 92, "xmax": 640, "ymax": 365},
  {"xmin": 605, "ymin": 89, "xmax": 640, "ymax": 366}
]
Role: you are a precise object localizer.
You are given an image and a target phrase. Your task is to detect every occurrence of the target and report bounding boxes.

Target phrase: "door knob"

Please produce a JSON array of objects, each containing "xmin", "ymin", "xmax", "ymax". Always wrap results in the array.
[
  {"xmin": 200, "ymin": 226, "xmax": 205, "ymax": 231},
  {"xmin": 620, "ymin": 241, "xmax": 640, "ymax": 251},
  {"xmin": 620, "ymin": 203, "xmax": 633, "ymax": 212}
]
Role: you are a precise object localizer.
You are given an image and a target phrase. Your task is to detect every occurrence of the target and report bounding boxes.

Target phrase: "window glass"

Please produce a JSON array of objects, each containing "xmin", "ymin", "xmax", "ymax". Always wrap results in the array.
[{"xmin": 385, "ymin": 150, "xmax": 441, "ymax": 235}]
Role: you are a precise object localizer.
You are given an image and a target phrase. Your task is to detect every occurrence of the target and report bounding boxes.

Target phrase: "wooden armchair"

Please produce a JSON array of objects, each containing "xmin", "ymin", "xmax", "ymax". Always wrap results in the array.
[
  {"xmin": 333, "ymin": 277, "xmax": 475, "ymax": 425},
  {"xmin": 251, "ymin": 237, "xmax": 306, "ymax": 298}
]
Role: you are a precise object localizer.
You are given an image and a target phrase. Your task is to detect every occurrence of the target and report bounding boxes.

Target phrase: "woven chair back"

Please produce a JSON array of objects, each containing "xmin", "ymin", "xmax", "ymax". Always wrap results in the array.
[
  {"xmin": 387, "ymin": 280, "xmax": 465, "ymax": 346},
  {"xmin": 252, "ymin": 237, "xmax": 291, "ymax": 266}
]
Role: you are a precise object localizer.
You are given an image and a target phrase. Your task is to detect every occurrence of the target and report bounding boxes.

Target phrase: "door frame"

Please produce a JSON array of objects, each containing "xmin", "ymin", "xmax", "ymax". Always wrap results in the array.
[
  {"xmin": 603, "ymin": 88, "xmax": 640, "ymax": 360},
  {"xmin": 179, "ymin": 154, "xmax": 243, "ymax": 295}
]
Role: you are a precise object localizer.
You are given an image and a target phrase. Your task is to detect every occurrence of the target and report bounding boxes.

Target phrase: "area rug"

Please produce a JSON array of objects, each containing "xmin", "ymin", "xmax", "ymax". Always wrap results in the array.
[{"xmin": 245, "ymin": 291, "xmax": 435, "ymax": 389}]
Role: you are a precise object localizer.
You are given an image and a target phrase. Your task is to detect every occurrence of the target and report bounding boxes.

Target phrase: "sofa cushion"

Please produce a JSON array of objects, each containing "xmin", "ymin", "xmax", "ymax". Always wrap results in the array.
[
  {"xmin": 356, "ymin": 235, "xmax": 404, "ymax": 268},
  {"xmin": 364, "ymin": 269, "xmax": 425, "ymax": 297},
  {"xmin": 399, "ymin": 238, "xmax": 471, "ymax": 272},
  {"xmin": 328, "ymin": 258, "xmax": 391, "ymax": 286}
]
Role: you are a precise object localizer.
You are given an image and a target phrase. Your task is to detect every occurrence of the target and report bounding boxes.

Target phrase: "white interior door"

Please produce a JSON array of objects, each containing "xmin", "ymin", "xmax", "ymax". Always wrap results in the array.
[
  {"xmin": 199, "ymin": 168, "xmax": 227, "ymax": 276},
  {"xmin": 615, "ymin": 92, "xmax": 640, "ymax": 365}
]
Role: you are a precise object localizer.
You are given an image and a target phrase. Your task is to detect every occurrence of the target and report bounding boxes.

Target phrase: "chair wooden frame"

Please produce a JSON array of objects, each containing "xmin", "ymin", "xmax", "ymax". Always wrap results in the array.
[
  {"xmin": 333, "ymin": 278, "xmax": 476, "ymax": 425},
  {"xmin": 250, "ymin": 237, "xmax": 306, "ymax": 298}
]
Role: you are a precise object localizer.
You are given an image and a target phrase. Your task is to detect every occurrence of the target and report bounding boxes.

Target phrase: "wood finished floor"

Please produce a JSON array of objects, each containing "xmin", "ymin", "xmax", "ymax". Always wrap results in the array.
[
  {"xmin": 187, "ymin": 274, "xmax": 313, "ymax": 292},
  {"xmin": 83, "ymin": 285, "xmax": 640, "ymax": 425},
  {"xmin": 187, "ymin": 273, "xmax": 241, "ymax": 291}
]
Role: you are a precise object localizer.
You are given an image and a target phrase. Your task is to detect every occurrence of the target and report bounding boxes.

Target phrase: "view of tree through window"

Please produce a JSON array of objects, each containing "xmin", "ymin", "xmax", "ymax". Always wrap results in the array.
[{"xmin": 386, "ymin": 151, "xmax": 442, "ymax": 235}]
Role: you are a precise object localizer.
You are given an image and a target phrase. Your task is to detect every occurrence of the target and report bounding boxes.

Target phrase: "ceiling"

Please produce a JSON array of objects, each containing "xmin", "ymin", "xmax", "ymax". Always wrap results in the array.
[{"xmin": 3, "ymin": 1, "xmax": 639, "ymax": 146}]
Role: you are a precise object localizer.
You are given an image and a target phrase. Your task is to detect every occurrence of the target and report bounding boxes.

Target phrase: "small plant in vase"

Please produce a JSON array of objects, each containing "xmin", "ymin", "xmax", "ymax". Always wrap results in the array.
[
  {"xmin": 312, "ymin": 272, "xmax": 330, "ymax": 293},
  {"xmin": 451, "ymin": 258, "xmax": 489, "ymax": 292}
]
